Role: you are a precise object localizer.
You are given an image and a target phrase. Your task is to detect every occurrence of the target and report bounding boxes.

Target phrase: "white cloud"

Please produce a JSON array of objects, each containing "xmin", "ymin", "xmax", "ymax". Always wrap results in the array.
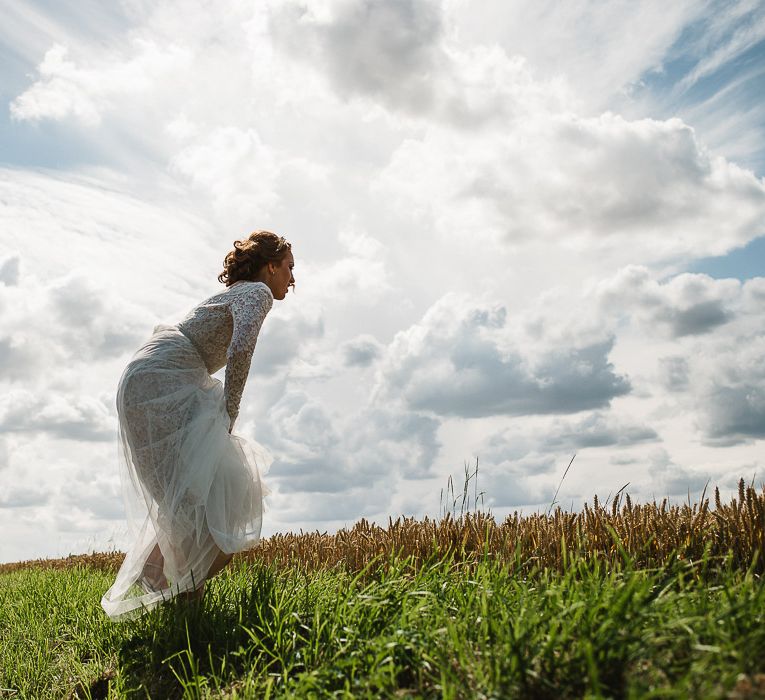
[
  {"xmin": 341, "ymin": 334, "xmax": 383, "ymax": 368},
  {"xmin": 648, "ymin": 448, "xmax": 712, "ymax": 497},
  {"xmin": 0, "ymin": 267, "xmax": 151, "ymax": 381},
  {"xmin": 10, "ymin": 41, "xmax": 192, "ymax": 125},
  {"xmin": 593, "ymin": 267, "xmax": 765, "ymax": 446},
  {"xmin": 0, "ymin": 389, "xmax": 115, "ymax": 442},
  {"xmin": 694, "ymin": 335, "xmax": 765, "ymax": 445},
  {"xmin": 375, "ymin": 113, "xmax": 765, "ymax": 260},
  {"xmin": 269, "ymin": 0, "xmax": 445, "ymax": 114},
  {"xmin": 462, "ymin": 410, "xmax": 659, "ymax": 510},
  {"xmin": 270, "ymin": 0, "xmax": 572, "ymax": 126},
  {"xmin": 445, "ymin": 0, "xmax": 705, "ymax": 110},
  {"xmin": 273, "ymin": 485, "xmax": 391, "ymax": 523},
  {"xmin": 252, "ymin": 310, "xmax": 325, "ymax": 375},
  {"xmin": 479, "ymin": 458, "xmax": 556, "ymax": 508},
  {"xmin": 62, "ymin": 468, "xmax": 124, "ymax": 521},
  {"xmin": 597, "ymin": 266, "xmax": 742, "ymax": 337},
  {"xmin": 298, "ymin": 227, "xmax": 391, "ymax": 303},
  {"xmin": 0, "ymin": 484, "xmax": 49, "ymax": 509},
  {"xmin": 0, "ymin": 255, "xmax": 20, "ymax": 286},
  {"xmin": 374, "ymin": 292, "xmax": 629, "ymax": 418},
  {"xmin": 540, "ymin": 413, "xmax": 659, "ymax": 452},
  {"xmin": 657, "ymin": 356, "xmax": 690, "ymax": 392},
  {"xmin": 257, "ymin": 389, "xmax": 442, "ymax": 496},
  {"xmin": 596, "ymin": 266, "xmax": 765, "ymax": 445},
  {"xmin": 169, "ymin": 126, "xmax": 282, "ymax": 228},
  {"xmin": 0, "ymin": 168, "xmax": 219, "ymax": 307}
]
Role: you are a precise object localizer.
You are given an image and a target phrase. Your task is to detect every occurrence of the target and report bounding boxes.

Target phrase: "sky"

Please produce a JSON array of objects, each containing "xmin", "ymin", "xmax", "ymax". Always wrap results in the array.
[{"xmin": 0, "ymin": 0, "xmax": 764, "ymax": 564}]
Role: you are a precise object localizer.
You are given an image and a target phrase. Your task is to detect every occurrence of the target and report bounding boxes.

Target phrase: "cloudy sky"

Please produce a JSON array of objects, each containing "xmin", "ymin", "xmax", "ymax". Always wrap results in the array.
[{"xmin": 1, "ymin": 0, "xmax": 764, "ymax": 563}]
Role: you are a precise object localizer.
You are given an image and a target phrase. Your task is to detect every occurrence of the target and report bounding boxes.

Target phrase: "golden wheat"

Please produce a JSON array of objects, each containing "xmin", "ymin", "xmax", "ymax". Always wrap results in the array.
[{"xmin": 2, "ymin": 479, "xmax": 763, "ymax": 578}]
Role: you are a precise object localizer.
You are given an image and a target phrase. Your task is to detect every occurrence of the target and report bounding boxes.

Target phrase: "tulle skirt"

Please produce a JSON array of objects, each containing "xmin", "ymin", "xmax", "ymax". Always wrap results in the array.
[{"xmin": 101, "ymin": 324, "xmax": 272, "ymax": 620}]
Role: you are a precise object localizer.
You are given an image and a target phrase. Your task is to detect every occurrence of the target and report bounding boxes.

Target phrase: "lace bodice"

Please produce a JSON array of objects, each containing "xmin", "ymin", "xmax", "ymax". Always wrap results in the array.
[{"xmin": 177, "ymin": 281, "xmax": 273, "ymax": 428}]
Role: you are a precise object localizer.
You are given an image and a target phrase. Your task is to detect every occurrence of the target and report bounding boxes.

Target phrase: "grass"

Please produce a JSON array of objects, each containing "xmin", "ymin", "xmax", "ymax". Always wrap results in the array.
[
  {"xmin": 2, "ymin": 471, "xmax": 765, "ymax": 698},
  {"xmin": 2, "ymin": 547, "xmax": 765, "ymax": 698}
]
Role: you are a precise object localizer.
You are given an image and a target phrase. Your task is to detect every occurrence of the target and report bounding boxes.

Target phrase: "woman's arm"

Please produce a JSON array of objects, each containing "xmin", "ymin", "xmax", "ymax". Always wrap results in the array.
[{"xmin": 224, "ymin": 284, "xmax": 273, "ymax": 432}]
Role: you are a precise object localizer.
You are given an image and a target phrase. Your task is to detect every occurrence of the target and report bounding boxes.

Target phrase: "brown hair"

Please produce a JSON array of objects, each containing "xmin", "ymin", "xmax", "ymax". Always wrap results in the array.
[{"xmin": 218, "ymin": 230, "xmax": 292, "ymax": 286}]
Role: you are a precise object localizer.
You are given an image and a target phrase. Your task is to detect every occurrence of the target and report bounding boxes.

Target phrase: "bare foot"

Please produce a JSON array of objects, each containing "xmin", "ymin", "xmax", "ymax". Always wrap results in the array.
[{"xmin": 140, "ymin": 544, "xmax": 169, "ymax": 591}]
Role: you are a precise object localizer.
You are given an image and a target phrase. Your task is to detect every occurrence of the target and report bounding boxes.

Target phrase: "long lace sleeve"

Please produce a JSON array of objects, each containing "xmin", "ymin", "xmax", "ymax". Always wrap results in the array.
[{"xmin": 224, "ymin": 284, "xmax": 273, "ymax": 430}]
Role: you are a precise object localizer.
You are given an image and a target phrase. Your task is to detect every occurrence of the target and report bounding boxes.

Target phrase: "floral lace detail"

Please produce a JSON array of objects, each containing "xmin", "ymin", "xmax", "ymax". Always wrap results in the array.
[{"xmin": 176, "ymin": 281, "xmax": 273, "ymax": 428}]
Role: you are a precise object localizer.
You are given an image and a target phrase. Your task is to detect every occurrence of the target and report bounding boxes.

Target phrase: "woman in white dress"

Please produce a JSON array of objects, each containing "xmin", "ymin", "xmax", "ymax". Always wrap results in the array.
[{"xmin": 101, "ymin": 230, "xmax": 295, "ymax": 620}]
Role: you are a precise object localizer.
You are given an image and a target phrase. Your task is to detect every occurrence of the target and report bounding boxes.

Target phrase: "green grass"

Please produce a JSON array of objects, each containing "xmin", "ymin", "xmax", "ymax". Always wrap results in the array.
[{"xmin": 1, "ymin": 551, "xmax": 765, "ymax": 699}]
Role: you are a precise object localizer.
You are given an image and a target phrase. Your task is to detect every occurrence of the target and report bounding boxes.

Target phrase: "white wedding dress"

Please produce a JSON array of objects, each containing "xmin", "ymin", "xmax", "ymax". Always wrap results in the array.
[{"xmin": 101, "ymin": 281, "xmax": 274, "ymax": 620}]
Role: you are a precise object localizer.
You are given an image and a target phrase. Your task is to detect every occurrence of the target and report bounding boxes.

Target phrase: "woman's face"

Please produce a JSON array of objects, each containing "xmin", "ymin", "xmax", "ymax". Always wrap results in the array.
[{"xmin": 269, "ymin": 251, "xmax": 295, "ymax": 300}]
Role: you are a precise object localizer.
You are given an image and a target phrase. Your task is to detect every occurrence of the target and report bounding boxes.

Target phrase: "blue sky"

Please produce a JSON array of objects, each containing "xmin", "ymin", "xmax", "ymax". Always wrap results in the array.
[
  {"xmin": 690, "ymin": 235, "xmax": 765, "ymax": 279},
  {"xmin": 631, "ymin": 2, "xmax": 765, "ymax": 176},
  {"xmin": 0, "ymin": 0, "xmax": 764, "ymax": 563}
]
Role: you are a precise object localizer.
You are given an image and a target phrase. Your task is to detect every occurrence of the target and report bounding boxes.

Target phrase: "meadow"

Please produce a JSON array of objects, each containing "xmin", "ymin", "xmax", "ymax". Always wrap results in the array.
[{"xmin": 2, "ymin": 470, "xmax": 765, "ymax": 699}]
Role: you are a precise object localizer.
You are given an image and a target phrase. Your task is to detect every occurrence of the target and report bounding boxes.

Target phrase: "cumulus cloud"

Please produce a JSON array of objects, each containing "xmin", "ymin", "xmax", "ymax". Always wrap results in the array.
[
  {"xmin": 275, "ymin": 485, "xmax": 392, "ymax": 523},
  {"xmin": 479, "ymin": 458, "xmax": 556, "ymax": 508},
  {"xmin": 594, "ymin": 268, "xmax": 765, "ymax": 446},
  {"xmin": 297, "ymin": 228, "xmax": 391, "ymax": 304},
  {"xmin": 10, "ymin": 41, "xmax": 192, "ymax": 125},
  {"xmin": 269, "ymin": 0, "xmax": 445, "ymax": 114},
  {"xmin": 341, "ymin": 334, "xmax": 383, "ymax": 368},
  {"xmin": 0, "ymin": 269, "xmax": 149, "ymax": 380},
  {"xmin": 471, "ymin": 411, "xmax": 659, "ymax": 505},
  {"xmin": 62, "ymin": 468, "xmax": 124, "ymax": 520},
  {"xmin": 0, "ymin": 255, "xmax": 20, "ymax": 286},
  {"xmin": 648, "ymin": 448, "xmax": 711, "ymax": 497},
  {"xmin": 376, "ymin": 114, "xmax": 765, "ymax": 259},
  {"xmin": 270, "ymin": 0, "xmax": 571, "ymax": 126},
  {"xmin": 0, "ymin": 336, "xmax": 43, "ymax": 381},
  {"xmin": 0, "ymin": 484, "xmax": 50, "ymax": 509},
  {"xmin": 742, "ymin": 277, "xmax": 765, "ymax": 311},
  {"xmin": 253, "ymin": 309, "xmax": 325, "ymax": 374},
  {"xmin": 597, "ymin": 266, "xmax": 740, "ymax": 337},
  {"xmin": 540, "ymin": 413, "xmax": 659, "ymax": 451},
  {"xmin": 375, "ymin": 293, "xmax": 629, "ymax": 418},
  {"xmin": 658, "ymin": 356, "xmax": 690, "ymax": 392},
  {"xmin": 694, "ymin": 336, "xmax": 765, "ymax": 445},
  {"xmin": 258, "ymin": 389, "xmax": 441, "ymax": 495},
  {"xmin": 356, "ymin": 406, "xmax": 441, "ymax": 479},
  {"xmin": 169, "ymin": 126, "xmax": 283, "ymax": 228},
  {"xmin": 445, "ymin": 0, "xmax": 706, "ymax": 110},
  {"xmin": 0, "ymin": 438, "xmax": 8, "ymax": 471},
  {"xmin": 48, "ymin": 274, "xmax": 150, "ymax": 359},
  {"xmin": 0, "ymin": 169, "xmax": 216, "ymax": 309},
  {"xmin": 0, "ymin": 390, "xmax": 115, "ymax": 442},
  {"xmin": 609, "ymin": 455, "xmax": 641, "ymax": 466}
]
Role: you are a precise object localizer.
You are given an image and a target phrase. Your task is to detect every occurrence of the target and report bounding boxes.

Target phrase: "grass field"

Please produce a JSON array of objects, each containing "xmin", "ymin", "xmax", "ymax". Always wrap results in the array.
[{"xmin": 2, "ymin": 477, "xmax": 765, "ymax": 698}]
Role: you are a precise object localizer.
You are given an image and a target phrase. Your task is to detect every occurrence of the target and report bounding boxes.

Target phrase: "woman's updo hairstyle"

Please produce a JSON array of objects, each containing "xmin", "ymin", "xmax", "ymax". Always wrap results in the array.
[{"xmin": 218, "ymin": 230, "xmax": 292, "ymax": 287}]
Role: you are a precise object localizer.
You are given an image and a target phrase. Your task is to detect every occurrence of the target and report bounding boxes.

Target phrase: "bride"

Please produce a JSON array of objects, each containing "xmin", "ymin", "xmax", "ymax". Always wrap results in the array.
[{"xmin": 102, "ymin": 230, "xmax": 295, "ymax": 620}]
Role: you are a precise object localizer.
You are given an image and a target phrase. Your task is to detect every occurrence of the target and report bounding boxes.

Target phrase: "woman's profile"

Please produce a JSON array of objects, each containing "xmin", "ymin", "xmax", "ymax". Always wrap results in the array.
[{"xmin": 101, "ymin": 230, "xmax": 295, "ymax": 620}]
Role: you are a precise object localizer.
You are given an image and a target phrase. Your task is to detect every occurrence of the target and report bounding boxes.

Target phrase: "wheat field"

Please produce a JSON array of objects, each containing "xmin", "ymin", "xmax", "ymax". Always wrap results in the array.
[{"xmin": 3, "ymin": 477, "xmax": 762, "ymax": 580}]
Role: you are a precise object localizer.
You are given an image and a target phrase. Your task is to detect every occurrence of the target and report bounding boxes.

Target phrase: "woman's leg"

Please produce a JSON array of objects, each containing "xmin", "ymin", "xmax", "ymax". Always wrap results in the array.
[
  {"xmin": 140, "ymin": 542, "xmax": 168, "ymax": 590},
  {"xmin": 178, "ymin": 547, "xmax": 233, "ymax": 602},
  {"xmin": 207, "ymin": 548, "xmax": 235, "ymax": 578}
]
